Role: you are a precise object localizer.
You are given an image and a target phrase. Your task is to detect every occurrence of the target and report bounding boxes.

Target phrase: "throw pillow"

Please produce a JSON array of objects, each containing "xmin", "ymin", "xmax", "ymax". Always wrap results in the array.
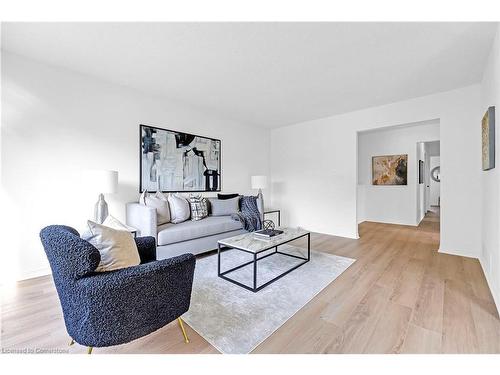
[
  {"xmin": 207, "ymin": 196, "xmax": 240, "ymax": 216},
  {"xmin": 102, "ymin": 215, "xmax": 131, "ymax": 231},
  {"xmin": 140, "ymin": 191, "xmax": 171, "ymax": 225},
  {"xmin": 82, "ymin": 220, "xmax": 140, "ymax": 272},
  {"xmin": 217, "ymin": 193, "xmax": 239, "ymax": 200},
  {"xmin": 168, "ymin": 193, "xmax": 191, "ymax": 223},
  {"xmin": 189, "ymin": 195, "xmax": 209, "ymax": 221},
  {"xmin": 139, "ymin": 190, "xmax": 147, "ymax": 205}
]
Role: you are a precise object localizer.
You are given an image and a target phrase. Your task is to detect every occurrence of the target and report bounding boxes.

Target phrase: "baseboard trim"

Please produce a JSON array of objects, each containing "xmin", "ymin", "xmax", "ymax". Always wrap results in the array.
[
  {"xmin": 361, "ymin": 219, "xmax": 418, "ymax": 227},
  {"xmin": 437, "ymin": 247, "xmax": 478, "ymax": 259},
  {"xmin": 16, "ymin": 267, "xmax": 51, "ymax": 282},
  {"xmin": 479, "ymin": 256, "xmax": 500, "ymax": 315},
  {"xmin": 311, "ymin": 230, "xmax": 359, "ymax": 240},
  {"xmin": 438, "ymin": 247, "xmax": 479, "ymax": 259}
]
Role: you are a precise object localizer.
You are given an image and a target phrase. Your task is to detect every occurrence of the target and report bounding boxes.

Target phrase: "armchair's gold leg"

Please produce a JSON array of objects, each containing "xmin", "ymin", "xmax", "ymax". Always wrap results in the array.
[
  {"xmin": 177, "ymin": 317, "xmax": 190, "ymax": 344},
  {"xmin": 69, "ymin": 338, "xmax": 75, "ymax": 346},
  {"xmin": 87, "ymin": 347, "xmax": 93, "ymax": 354}
]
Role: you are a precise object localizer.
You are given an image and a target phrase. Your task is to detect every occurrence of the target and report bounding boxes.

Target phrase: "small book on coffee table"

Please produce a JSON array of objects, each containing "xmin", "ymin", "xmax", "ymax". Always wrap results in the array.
[{"xmin": 254, "ymin": 229, "xmax": 284, "ymax": 238}]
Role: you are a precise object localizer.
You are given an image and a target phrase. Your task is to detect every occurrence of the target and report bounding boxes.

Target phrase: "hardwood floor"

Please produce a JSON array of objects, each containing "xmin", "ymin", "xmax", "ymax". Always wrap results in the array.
[{"xmin": 2, "ymin": 209, "xmax": 499, "ymax": 353}]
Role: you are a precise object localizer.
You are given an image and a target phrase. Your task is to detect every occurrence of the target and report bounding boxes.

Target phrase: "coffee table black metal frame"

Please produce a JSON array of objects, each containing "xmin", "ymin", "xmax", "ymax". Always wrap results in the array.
[{"xmin": 217, "ymin": 232, "xmax": 310, "ymax": 292}]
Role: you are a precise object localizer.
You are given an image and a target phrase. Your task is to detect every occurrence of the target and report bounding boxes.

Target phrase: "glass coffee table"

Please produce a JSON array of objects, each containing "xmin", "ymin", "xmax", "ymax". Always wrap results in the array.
[{"xmin": 217, "ymin": 227, "xmax": 310, "ymax": 292}]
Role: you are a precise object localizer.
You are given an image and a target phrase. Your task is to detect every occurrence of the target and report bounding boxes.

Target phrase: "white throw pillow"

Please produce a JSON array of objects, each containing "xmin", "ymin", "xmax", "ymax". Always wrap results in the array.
[
  {"xmin": 83, "ymin": 220, "xmax": 141, "ymax": 272},
  {"xmin": 139, "ymin": 190, "xmax": 147, "ymax": 205},
  {"xmin": 102, "ymin": 215, "xmax": 131, "ymax": 231},
  {"xmin": 168, "ymin": 193, "xmax": 191, "ymax": 223},
  {"xmin": 140, "ymin": 191, "xmax": 171, "ymax": 225}
]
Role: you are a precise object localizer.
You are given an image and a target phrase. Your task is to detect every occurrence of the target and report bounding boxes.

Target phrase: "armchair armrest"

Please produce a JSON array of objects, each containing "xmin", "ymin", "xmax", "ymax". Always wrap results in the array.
[
  {"xmin": 134, "ymin": 236, "xmax": 156, "ymax": 263},
  {"xmin": 126, "ymin": 202, "xmax": 157, "ymax": 239},
  {"xmin": 79, "ymin": 253, "xmax": 195, "ymax": 291},
  {"xmin": 75, "ymin": 254, "xmax": 196, "ymax": 347}
]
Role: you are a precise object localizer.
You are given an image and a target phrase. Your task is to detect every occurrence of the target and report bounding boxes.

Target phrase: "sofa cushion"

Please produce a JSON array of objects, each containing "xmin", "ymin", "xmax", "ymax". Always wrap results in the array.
[
  {"xmin": 157, "ymin": 215, "xmax": 243, "ymax": 246},
  {"xmin": 207, "ymin": 197, "xmax": 240, "ymax": 216}
]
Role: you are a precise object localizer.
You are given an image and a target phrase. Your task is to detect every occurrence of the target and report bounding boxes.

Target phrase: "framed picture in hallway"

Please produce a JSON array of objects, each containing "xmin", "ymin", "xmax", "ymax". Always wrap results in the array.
[
  {"xmin": 482, "ymin": 106, "xmax": 495, "ymax": 171},
  {"xmin": 372, "ymin": 154, "xmax": 408, "ymax": 185},
  {"xmin": 140, "ymin": 124, "xmax": 221, "ymax": 192}
]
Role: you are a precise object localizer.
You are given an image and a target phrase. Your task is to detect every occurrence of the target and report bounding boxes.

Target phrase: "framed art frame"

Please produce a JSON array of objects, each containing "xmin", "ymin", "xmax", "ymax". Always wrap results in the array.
[
  {"xmin": 140, "ymin": 124, "xmax": 222, "ymax": 192},
  {"xmin": 482, "ymin": 106, "xmax": 495, "ymax": 171},
  {"xmin": 372, "ymin": 154, "xmax": 408, "ymax": 185},
  {"xmin": 418, "ymin": 160, "xmax": 424, "ymax": 184}
]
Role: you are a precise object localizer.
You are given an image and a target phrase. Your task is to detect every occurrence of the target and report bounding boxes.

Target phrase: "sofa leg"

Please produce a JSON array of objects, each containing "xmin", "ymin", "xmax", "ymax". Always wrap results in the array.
[
  {"xmin": 87, "ymin": 347, "xmax": 93, "ymax": 354},
  {"xmin": 69, "ymin": 338, "xmax": 75, "ymax": 346},
  {"xmin": 177, "ymin": 317, "xmax": 190, "ymax": 344}
]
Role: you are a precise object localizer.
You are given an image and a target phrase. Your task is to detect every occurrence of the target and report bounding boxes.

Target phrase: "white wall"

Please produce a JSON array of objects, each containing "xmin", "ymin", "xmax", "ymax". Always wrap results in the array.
[
  {"xmin": 270, "ymin": 85, "xmax": 481, "ymax": 257},
  {"xmin": 1, "ymin": 52, "xmax": 270, "ymax": 281},
  {"xmin": 357, "ymin": 120, "xmax": 439, "ymax": 226},
  {"xmin": 480, "ymin": 24, "xmax": 500, "ymax": 310},
  {"xmin": 430, "ymin": 156, "xmax": 440, "ymax": 206}
]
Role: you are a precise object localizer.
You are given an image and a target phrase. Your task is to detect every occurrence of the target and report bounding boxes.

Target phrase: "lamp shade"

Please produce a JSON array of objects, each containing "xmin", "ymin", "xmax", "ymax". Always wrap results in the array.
[
  {"xmin": 251, "ymin": 175, "xmax": 267, "ymax": 190},
  {"xmin": 86, "ymin": 170, "xmax": 118, "ymax": 194}
]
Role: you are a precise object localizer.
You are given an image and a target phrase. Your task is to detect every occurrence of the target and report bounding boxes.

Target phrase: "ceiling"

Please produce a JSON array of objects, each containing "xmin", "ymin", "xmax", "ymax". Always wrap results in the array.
[{"xmin": 1, "ymin": 22, "xmax": 497, "ymax": 128}]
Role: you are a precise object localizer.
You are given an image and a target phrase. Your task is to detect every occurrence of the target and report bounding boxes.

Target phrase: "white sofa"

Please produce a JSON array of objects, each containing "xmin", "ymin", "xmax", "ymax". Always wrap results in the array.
[{"xmin": 126, "ymin": 200, "xmax": 262, "ymax": 259}]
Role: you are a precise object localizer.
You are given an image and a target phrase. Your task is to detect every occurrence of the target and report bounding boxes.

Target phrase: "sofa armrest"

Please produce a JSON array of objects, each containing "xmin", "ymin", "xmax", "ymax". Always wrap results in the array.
[{"xmin": 126, "ymin": 202, "xmax": 157, "ymax": 240}]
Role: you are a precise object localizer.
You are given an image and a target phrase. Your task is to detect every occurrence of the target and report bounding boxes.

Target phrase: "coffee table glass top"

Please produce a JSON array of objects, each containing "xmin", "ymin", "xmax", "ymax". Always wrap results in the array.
[{"xmin": 218, "ymin": 227, "xmax": 309, "ymax": 253}]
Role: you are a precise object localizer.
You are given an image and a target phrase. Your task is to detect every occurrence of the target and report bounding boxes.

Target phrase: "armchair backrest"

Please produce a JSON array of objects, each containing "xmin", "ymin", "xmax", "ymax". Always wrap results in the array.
[{"xmin": 40, "ymin": 225, "xmax": 101, "ymax": 280}]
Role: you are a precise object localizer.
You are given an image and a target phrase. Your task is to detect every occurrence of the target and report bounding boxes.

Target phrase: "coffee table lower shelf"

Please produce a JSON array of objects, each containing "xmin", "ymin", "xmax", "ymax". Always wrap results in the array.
[{"xmin": 217, "ymin": 232, "xmax": 310, "ymax": 292}]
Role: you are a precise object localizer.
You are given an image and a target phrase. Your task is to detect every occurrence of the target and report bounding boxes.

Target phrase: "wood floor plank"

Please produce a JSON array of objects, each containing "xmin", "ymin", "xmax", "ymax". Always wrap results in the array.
[
  {"xmin": 411, "ymin": 255, "xmax": 445, "ymax": 333},
  {"xmin": 389, "ymin": 258, "xmax": 426, "ymax": 308},
  {"xmin": 251, "ymin": 300, "xmax": 330, "ymax": 354},
  {"xmin": 469, "ymin": 297, "xmax": 500, "ymax": 353},
  {"xmin": 442, "ymin": 279, "xmax": 480, "ymax": 353},
  {"xmin": 362, "ymin": 301, "xmax": 412, "ymax": 354},
  {"xmin": 324, "ymin": 284, "xmax": 390, "ymax": 353},
  {"xmin": 463, "ymin": 257, "xmax": 497, "ymax": 304},
  {"xmin": 401, "ymin": 324, "xmax": 442, "ymax": 353},
  {"xmin": 438, "ymin": 253, "xmax": 466, "ymax": 283}
]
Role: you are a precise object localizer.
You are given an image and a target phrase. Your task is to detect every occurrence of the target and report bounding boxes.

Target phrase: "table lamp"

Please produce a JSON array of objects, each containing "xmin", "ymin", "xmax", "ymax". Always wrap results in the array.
[
  {"xmin": 251, "ymin": 175, "xmax": 267, "ymax": 221},
  {"xmin": 88, "ymin": 170, "xmax": 118, "ymax": 224}
]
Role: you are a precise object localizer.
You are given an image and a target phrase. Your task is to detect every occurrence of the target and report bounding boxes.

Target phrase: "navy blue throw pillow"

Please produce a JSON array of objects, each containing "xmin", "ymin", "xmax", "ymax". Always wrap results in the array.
[{"xmin": 217, "ymin": 193, "xmax": 239, "ymax": 200}]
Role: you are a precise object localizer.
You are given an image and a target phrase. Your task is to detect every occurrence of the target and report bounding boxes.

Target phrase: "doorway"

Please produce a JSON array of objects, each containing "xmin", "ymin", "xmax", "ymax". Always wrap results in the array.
[
  {"xmin": 416, "ymin": 140, "xmax": 440, "ymax": 224},
  {"xmin": 356, "ymin": 119, "xmax": 440, "ymax": 234}
]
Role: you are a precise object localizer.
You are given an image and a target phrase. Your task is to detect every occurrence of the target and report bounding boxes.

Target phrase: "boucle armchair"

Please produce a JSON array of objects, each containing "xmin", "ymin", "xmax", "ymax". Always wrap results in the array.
[{"xmin": 39, "ymin": 225, "xmax": 196, "ymax": 353}]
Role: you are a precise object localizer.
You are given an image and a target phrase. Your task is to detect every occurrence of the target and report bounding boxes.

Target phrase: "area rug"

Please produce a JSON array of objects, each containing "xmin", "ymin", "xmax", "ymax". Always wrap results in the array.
[{"xmin": 182, "ymin": 245, "xmax": 355, "ymax": 354}]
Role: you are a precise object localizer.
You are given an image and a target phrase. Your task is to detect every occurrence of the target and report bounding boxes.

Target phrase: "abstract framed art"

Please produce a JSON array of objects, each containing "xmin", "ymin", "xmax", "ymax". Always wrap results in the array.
[
  {"xmin": 482, "ymin": 106, "xmax": 495, "ymax": 171},
  {"xmin": 140, "ymin": 124, "xmax": 221, "ymax": 192},
  {"xmin": 372, "ymin": 154, "xmax": 408, "ymax": 185}
]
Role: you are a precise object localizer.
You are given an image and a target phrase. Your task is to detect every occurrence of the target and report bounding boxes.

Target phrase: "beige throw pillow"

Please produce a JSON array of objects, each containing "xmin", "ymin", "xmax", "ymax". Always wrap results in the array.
[{"xmin": 83, "ymin": 220, "xmax": 141, "ymax": 272}]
